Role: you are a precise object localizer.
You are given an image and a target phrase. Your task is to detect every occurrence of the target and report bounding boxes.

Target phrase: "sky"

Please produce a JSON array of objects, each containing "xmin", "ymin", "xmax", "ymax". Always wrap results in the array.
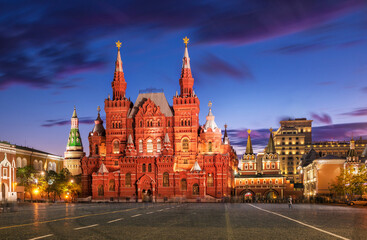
[{"xmin": 0, "ymin": 0, "xmax": 367, "ymax": 156}]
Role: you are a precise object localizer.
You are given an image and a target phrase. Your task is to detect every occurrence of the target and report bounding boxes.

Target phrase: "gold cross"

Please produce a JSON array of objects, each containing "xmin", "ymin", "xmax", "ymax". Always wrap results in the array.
[
  {"xmin": 183, "ymin": 36, "xmax": 189, "ymax": 46},
  {"xmin": 97, "ymin": 106, "xmax": 101, "ymax": 113},
  {"xmin": 208, "ymin": 101, "xmax": 212, "ymax": 108},
  {"xmin": 115, "ymin": 40, "xmax": 122, "ymax": 49}
]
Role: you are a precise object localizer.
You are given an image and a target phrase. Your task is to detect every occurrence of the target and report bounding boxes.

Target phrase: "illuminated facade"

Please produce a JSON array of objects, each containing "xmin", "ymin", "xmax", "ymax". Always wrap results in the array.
[
  {"xmin": 0, "ymin": 142, "xmax": 17, "ymax": 202},
  {"xmin": 81, "ymin": 39, "xmax": 238, "ymax": 201},
  {"xmin": 301, "ymin": 138, "xmax": 367, "ymax": 198},
  {"xmin": 273, "ymin": 118, "xmax": 312, "ymax": 183},
  {"xmin": 235, "ymin": 130, "xmax": 302, "ymax": 200}
]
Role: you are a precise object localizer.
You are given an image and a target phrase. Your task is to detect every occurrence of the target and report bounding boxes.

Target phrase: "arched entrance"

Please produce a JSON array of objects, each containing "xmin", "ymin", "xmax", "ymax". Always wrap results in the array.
[
  {"xmin": 137, "ymin": 175, "xmax": 155, "ymax": 202},
  {"xmin": 240, "ymin": 189, "xmax": 255, "ymax": 203},
  {"xmin": 265, "ymin": 190, "xmax": 279, "ymax": 200}
]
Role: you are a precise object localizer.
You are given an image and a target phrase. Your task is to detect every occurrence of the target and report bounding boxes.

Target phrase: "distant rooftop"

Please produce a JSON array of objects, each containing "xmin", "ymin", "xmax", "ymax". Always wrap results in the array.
[{"xmin": 0, "ymin": 140, "xmax": 61, "ymax": 157}]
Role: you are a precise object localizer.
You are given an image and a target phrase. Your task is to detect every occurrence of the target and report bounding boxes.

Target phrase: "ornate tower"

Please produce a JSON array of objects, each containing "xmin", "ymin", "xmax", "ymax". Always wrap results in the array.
[
  {"xmin": 240, "ymin": 130, "xmax": 257, "ymax": 175},
  {"xmin": 173, "ymin": 37, "xmax": 200, "ymax": 170},
  {"xmin": 104, "ymin": 41, "xmax": 132, "ymax": 169},
  {"xmin": 262, "ymin": 128, "xmax": 280, "ymax": 175},
  {"xmin": 64, "ymin": 107, "xmax": 85, "ymax": 175}
]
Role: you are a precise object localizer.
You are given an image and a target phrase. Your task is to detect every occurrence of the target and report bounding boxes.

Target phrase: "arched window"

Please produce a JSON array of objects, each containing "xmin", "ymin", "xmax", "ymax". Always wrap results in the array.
[
  {"xmin": 185, "ymin": 120, "xmax": 187, "ymax": 126},
  {"xmin": 163, "ymin": 172, "xmax": 169, "ymax": 187},
  {"xmin": 113, "ymin": 141, "xmax": 119, "ymax": 154},
  {"xmin": 38, "ymin": 161, "xmax": 43, "ymax": 171},
  {"xmin": 48, "ymin": 162, "xmax": 52, "ymax": 171},
  {"xmin": 139, "ymin": 121, "xmax": 143, "ymax": 127},
  {"xmin": 181, "ymin": 120, "xmax": 184, "ymax": 126},
  {"xmin": 125, "ymin": 173, "xmax": 131, "ymax": 187},
  {"xmin": 142, "ymin": 163, "xmax": 146, "ymax": 172},
  {"xmin": 167, "ymin": 120, "xmax": 170, "ymax": 127},
  {"xmin": 157, "ymin": 139, "xmax": 161, "ymax": 153},
  {"xmin": 109, "ymin": 179, "xmax": 115, "ymax": 191},
  {"xmin": 207, "ymin": 173, "xmax": 214, "ymax": 187},
  {"xmin": 182, "ymin": 138, "xmax": 189, "ymax": 152},
  {"xmin": 139, "ymin": 140, "xmax": 143, "ymax": 153},
  {"xmin": 188, "ymin": 120, "xmax": 191, "ymax": 126},
  {"xmin": 208, "ymin": 142, "xmax": 213, "ymax": 152},
  {"xmin": 33, "ymin": 160, "xmax": 38, "ymax": 170},
  {"xmin": 16, "ymin": 157, "xmax": 21, "ymax": 168},
  {"xmin": 148, "ymin": 163, "xmax": 152, "ymax": 172},
  {"xmin": 98, "ymin": 185, "xmax": 104, "ymax": 196},
  {"xmin": 95, "ymin": 144, "xmax": 99, "ymax": 154},
  {"xmin": 52, "ymin": 162, "xmax": 56, "ymax": 172},
  {"xmin": 181, "ymin": 179, "xmax": 187, "ymax": 191},
  {"xmin": 158, "ymin": 120, "xmax": 161, "ymax": 127},
  {"xmin": 147, "ymin": 139, "xmax": 153, "ymax": 153},
  {"xmin": 22, "ymin": 158, "xmax": 27, "ymax": 167},
  {"xmin": 193, "ymin": 183, "xmax": 199, "ymax": 195}
]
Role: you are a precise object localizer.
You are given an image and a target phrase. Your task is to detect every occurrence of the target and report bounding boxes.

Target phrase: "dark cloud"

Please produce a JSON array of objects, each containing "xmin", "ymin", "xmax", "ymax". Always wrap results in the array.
[
  {"xmin": 310, "ymin": 112, "xmax": 332, "ymax": 124},
  {"xmin": 41, "ymin": 117, "xmax": 98, "ymax": 127},
  {"xmin": 0, "ymin": 0, "xmax": 365, "ymax": 89},
  {"xmin": 197, "ymin": 53, "xmax": 253, "ymax": 81},
  {"xmin": 266, "ymin": 42, "xmax": 327, "ymax": 54},
  {"xmin": 341, "ymin": 108, "xmax": 367, "ymax": 117}
]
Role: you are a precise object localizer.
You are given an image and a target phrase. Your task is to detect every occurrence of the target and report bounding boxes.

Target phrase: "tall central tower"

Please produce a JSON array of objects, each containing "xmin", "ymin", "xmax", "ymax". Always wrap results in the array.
[
  {"xmin": 104, "ymin": 41, "xmax": 132, "ymax": 169},
  {"xmin": 173, "ymin": 37, "xmax": 200, "ymax": 170}
]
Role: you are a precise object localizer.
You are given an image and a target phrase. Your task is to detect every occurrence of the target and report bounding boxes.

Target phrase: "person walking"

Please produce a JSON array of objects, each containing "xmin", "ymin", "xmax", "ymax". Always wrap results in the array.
[{"xmin": 288, "ymin": 196, "xmax": 293, "ymax": 209}]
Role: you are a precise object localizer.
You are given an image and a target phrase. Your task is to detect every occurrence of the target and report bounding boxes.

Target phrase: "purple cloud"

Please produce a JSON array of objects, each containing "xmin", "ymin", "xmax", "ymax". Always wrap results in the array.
[
  {"xmin": 311, "ymin": 113, "xmax": 332, "ymax": 125},
  {"xmin": 266, "ymin": 42, "xmax": 327, "ymax": 54},
  {"xmin": 341, "ymin": 108, "xmax": 367, "ymax": 117},
  {"xmin": 41, "ymin": 117, "xmax": 98, "ymax": 127},
  {"xmin": 197, "ymin": 53, "xmax": 253, "ymax": 81},
  {"xmin": 361, "ymin": 87, "xmax": 367, "ymax": 93}
]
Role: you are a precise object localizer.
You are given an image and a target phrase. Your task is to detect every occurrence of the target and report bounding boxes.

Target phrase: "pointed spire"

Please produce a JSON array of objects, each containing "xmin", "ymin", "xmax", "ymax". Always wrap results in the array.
[
  {"xmin": 98, "ymin": 163, "xmax": 109, "ymax": 173},
  {"xmin": 190, "ymin": 160, "xmax": 202, "ymax": 172},
  {"xmin": 245, "ymin": 129, "xmax": 253, "ymax": 154},
  {"xmin": 164, "ymin": 133, "xmax": 170, "ymax": 143},
  {"xmin": 127, "ymin": 134, "xmax": 134, "ymax": 144},
  {"xmin": 179, "ymin": 36, "xmax": 194, "ymax": 97},
  {"xmin": 72, "ymin": 106, "xmax": 77, "ymax": 118},
  {"xmin": 112, "ymin": 41, "xmax": 127, "ymax": 100},
  {"xmin": 115, "ymin": 41, "xmax": 123, "ymax": 72},
  {"xmin": 266, "ymin": 128, "xmax": 276, "ymax": 154},
  {"xmin": 182, "ymin": 36, "xmax": 190, "ymax": 69}
]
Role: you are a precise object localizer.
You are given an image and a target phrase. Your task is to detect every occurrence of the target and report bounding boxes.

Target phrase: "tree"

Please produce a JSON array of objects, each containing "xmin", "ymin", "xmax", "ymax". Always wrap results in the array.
[
  {"xmin": 330, "ymin": 165, "xmax": 367, "ymax": 200},
  {"xmin": 16, "ymin": 166, "xmax": 37, "ymax": 201}
]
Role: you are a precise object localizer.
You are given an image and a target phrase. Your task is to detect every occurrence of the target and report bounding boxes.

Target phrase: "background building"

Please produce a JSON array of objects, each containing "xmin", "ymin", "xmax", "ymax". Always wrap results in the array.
[{"xmin": 273, "ymin": 118, "xmax": 312, "ymax": 183}]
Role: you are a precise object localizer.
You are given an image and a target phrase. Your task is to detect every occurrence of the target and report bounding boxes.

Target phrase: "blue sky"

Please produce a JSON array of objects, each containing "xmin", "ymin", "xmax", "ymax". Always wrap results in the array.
[{"xmin": 0, "ymin": 0, "xmax": 366, "ymax": 156}]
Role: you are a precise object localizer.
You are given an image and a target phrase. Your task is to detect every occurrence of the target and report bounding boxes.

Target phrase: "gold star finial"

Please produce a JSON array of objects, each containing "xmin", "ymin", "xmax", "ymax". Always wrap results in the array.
[
  {"xmin": 97, "ymin": 106, "xmax": 101, "ymax": 113},
  {"xmin": 247, "ymin": 129, "xmax": 251, "ymax": 134},
  {"xmin": 183, "ymin": 36, "xmax": 189, "ymax": 46},
  {"xmin": 115, "ymin": 40, "xmax": 122, "ymax": 49},
  {"xmin": 208, "ymin": 101, "xmax": 212, "ymax": 109},
  {"xmin": 269, "ymin": 127, "xmax": 273, "ymax": 132}
]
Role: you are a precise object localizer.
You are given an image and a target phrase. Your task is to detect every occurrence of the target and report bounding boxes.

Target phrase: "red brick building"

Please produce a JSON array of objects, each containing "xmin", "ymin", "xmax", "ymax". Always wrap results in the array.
[{"xmin": 81, "ymin": 38, "xmax": 238, "ymax": 201}]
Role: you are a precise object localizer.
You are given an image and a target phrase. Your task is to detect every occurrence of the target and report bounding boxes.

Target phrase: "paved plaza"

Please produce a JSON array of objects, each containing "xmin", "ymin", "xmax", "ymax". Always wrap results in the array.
[{"xmin": 0, "ymin": 203, "xmax": 366, "ymax": 240}]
